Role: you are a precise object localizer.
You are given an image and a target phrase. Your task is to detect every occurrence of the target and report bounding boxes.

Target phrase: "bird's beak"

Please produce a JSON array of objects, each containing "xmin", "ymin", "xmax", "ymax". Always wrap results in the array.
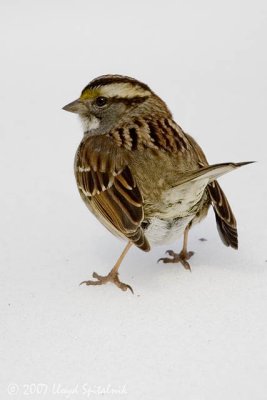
[{"xmin": 62, "ymin": 99, "xmax": 87, "ymax": 114}]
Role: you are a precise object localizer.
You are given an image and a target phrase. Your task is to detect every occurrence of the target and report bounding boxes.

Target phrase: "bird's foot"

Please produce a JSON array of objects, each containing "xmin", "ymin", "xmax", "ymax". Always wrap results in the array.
[
  {"xmin": 80, "ymin": 271, "xmax": 134, "ymax": 294},
  {"xmin": 158, "ymin": 250, "xmax": 194, "ymax": 271}
]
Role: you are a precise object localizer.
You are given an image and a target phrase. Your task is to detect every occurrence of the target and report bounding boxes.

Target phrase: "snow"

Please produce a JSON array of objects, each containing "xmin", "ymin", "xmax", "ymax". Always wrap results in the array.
[{"xmin": 1, "ymin": 1, "xmax": 267, "ymax": 399}]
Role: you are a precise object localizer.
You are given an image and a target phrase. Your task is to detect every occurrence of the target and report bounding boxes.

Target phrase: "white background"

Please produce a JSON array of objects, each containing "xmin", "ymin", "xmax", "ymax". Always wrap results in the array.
[{"xmin": 1, "ymin": 1, "xmax": 267, "ymax": 399}]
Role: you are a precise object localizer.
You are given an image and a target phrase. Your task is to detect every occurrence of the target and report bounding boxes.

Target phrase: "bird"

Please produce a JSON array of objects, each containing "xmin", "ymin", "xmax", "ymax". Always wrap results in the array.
[{"xmin": 63, "ymin": 74, "xmax": 252, "ymax": 294}]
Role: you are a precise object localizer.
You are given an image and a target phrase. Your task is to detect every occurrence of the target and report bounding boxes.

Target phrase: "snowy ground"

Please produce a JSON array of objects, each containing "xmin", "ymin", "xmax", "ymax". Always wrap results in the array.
[{"xmin": 1, "ymin": 1, "xmax": 267, "ymax": 399}]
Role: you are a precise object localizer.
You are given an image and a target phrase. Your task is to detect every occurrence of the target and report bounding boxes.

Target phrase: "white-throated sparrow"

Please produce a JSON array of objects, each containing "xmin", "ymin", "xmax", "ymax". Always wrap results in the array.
[{"xmin": 63, "ymin": 75, "xmax": 252, "ymax": 293}]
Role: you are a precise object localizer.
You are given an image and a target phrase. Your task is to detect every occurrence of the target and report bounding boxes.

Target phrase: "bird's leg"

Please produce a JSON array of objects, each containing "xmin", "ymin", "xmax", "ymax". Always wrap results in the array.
[
  {"xmin": 80, "ymin": 241, "xmax": 134, "ymax": 293},
  {"xmin": 158, "ymin": 225, "xmax": 194, "ymax": 270}
]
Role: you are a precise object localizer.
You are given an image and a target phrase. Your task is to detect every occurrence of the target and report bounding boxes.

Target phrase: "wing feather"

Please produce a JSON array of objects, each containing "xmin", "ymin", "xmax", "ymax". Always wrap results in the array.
[{"xmin": 75, "ymin": 136, "xmax": 150, "ymax": 251}]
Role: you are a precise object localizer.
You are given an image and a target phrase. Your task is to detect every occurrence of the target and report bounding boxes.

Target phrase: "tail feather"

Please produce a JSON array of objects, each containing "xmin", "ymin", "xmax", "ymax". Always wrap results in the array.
[
  {"xmin": 207, "ymin": 180, "xmax": 238, "ymax": 249},
  {"xmin": 177, "ymin": 161, "xmax": 255, "ymax": 187},
  {"xmin": 215, "ymin": 213, "xmax": 238, "ymax": 249},
  {"xmin": 184, "ymin": 132, "xmax": 254, "ymax": 250}
]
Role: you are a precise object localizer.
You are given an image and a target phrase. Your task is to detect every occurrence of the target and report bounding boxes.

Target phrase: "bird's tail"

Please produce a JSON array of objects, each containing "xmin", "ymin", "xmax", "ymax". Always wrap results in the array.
[
  {"xmin": 207, "ymin": 180, "xmax": 238, "ymax": 249},
  {"xmin": 178, "ymin": 161, "xmax": 255, "ymax": 186},
  {"xmin": 177, "ymin": 161, "xmax": 254, "ymax": 249}
]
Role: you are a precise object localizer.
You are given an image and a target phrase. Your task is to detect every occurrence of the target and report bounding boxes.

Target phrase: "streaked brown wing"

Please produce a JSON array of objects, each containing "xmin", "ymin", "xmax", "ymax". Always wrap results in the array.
[{"xmin": 75, "ymin": 136, "xmax": 150, "ymax": 251}]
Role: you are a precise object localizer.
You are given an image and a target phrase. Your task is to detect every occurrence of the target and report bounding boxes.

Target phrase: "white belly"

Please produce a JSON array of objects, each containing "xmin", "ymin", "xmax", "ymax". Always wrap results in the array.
[
  {"xmin": 160, "ymin": 178, "xmax": 209, "ymax": 218},
  {"xmin": 143, "ymin": 177, "xmax": 208, "ymax": 245},
  {"xmin": 145, "ymin": 215, "xmax": 194, "ymax": 245}
]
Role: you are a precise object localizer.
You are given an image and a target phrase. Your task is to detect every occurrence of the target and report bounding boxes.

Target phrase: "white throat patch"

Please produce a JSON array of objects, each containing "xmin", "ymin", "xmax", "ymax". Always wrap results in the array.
[{"xmin": 80, "ymin": 115, "xmax": 100, "ymax": 132}]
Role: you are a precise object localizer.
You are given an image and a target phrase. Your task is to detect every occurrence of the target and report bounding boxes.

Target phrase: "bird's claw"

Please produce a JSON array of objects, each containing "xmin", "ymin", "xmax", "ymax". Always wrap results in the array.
[
  {"xmin": 80, "ymin": 271, "xmax": 134, "ymax": 294},
  {"xmin": 165, "ymin": 250, "xmax": 175, "ymax": 256},
  {"xmin": 157, "ymin": 250, "xmax": 195, "ymax": 271}
]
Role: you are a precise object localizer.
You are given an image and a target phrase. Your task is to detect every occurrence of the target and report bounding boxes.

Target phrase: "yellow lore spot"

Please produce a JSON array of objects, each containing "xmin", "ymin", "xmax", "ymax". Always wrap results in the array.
[{"xmin": 80, "ymin": 88, "xmax": 100, "ymax": 100}]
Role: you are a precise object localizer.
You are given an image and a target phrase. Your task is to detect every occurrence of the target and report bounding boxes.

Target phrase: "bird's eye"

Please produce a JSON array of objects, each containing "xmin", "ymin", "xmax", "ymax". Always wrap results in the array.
[{"xmin": 95, "ymin": 96, "xmax": 108, "ymax": 107}]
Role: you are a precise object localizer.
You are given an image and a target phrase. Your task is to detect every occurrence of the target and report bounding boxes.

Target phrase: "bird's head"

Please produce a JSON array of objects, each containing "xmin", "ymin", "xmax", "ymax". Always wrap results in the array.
[{"xmin": 63, "ymin": 74, "xmax": 170, "ymax": 135}]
